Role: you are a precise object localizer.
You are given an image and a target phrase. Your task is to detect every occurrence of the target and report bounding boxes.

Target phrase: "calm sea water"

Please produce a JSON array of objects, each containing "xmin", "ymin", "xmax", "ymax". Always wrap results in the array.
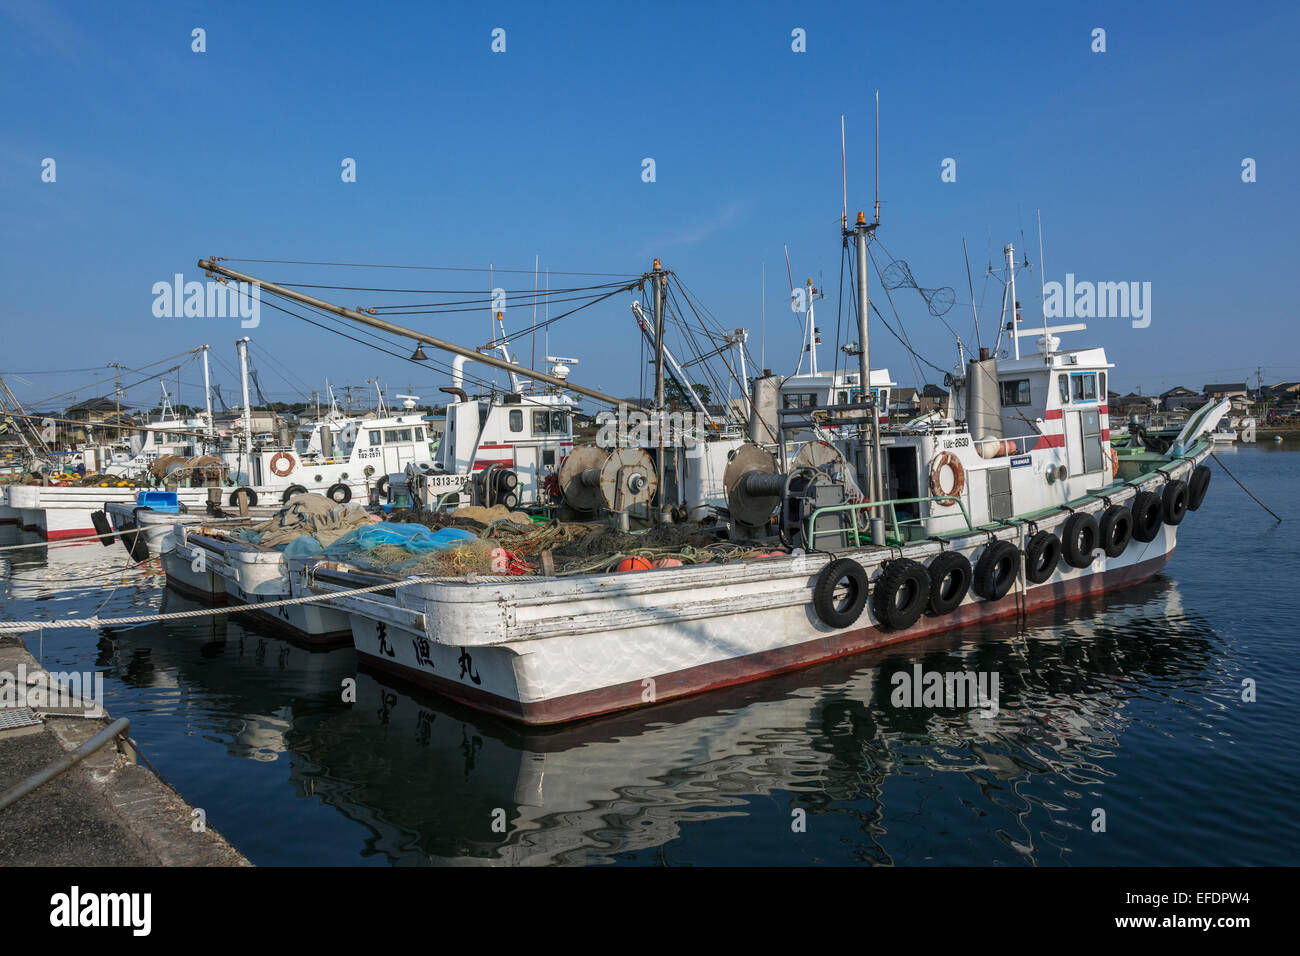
[{"xmin": 4, "ymin": 444, "xmax": 1298, "ymax": 866}]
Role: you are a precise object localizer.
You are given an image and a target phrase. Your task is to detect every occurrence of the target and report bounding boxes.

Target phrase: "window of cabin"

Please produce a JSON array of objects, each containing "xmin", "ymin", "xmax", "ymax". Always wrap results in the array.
[
  {"xmin": 1099, "ymin": 372, "xmax": 1107, "ymax": 406},
  {"xmin": 1058, "ymin": 374, "xmax": 1070, "ymax": 404},
  {"xmin": 415, "ymin": 426, "xmax": 425, "ymax": 440},
  {"xmin": 1000, "ymin": 379, "xmax": 1031, "ymax": 406},
  {"xmin": 369, "ymin": 430, "xmax": 381, "ymax": 445},
  {"xmin": 836, "ymin": 390, "xmax": 849, "ymax": 405},
  {"xmin": 1071, "ymin": 372, "xmax": 1098, "ymax": 403},
  {"xmin": 532, "ymin": 411, "xmax": 550, "ymax": 433},
  {"xmin": 782, "ymin": 393, "xmax": 816, "ymax": 409},
  {"xmin": 509, "ymin": 410, "xmax": 523, "ymax": 433},
  {"xmin": 1082, "ymin": 409, "xmax": 1104, "ymax": 472},
  {"xmin": 552, "ymin": 411, "xmax": 567, "ymax": 433},
  {"xmin": 384, "ymin": 428, "xmax": 412, "ymax": 443}
]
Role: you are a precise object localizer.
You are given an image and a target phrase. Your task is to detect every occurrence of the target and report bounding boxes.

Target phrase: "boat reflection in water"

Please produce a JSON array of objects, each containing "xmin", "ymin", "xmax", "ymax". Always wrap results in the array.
[{"xmin": 99, "ymin": 578, "xmax": 1220, "ymax": 866}]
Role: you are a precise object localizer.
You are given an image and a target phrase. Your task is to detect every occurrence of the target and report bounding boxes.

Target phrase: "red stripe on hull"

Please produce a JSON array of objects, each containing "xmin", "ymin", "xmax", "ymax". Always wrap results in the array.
[
  {"xmin": 358, "ymin": 550, "xmax": 1173, "ymax": 726},
  {"xmin": 41, "ymin": 527, "xmax": 98, "ymax": 541},
  {"xmin": 1032, "ymin": 434, "xmax": 1066, "ymax": 450}
]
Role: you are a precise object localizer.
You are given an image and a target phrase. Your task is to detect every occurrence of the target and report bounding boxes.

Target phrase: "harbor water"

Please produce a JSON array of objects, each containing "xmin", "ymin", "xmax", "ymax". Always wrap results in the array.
[{"xmin": 3, "ymin": 443, "xmax": 1297, "ymax": 866}]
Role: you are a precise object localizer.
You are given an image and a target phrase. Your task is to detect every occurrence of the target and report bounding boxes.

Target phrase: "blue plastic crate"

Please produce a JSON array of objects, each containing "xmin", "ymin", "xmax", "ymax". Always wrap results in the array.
[{"xmin": 136, "ymin": 490, "xmax": 180, "ymax": 513}]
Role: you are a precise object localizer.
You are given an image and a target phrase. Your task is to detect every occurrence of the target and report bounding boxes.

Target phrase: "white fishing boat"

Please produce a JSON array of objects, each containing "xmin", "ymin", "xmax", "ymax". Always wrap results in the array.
[{"xmin": 158, "ymin": 208, "xmax": 1228, "ymax": 725}]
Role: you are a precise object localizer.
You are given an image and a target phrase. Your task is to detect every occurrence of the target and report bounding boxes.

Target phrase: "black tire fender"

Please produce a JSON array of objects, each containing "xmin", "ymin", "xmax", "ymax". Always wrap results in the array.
[
  {"xmin": 1098, "ymin": 505, "xmax": 1133, "ymax": 558},
  {"xmin": 374, "ymin": 474, "xmax": 390, "ymax": 499},
  {"xmin": 1187, "ymin": 464, "xmax": 1211, "ymax": 511},
  {"xmin": 973, "ymin": 540, "xmax": 1019, "ymax": 601},
  {"xmin": 926, "ymin": 550, "xmax": 972, "ymax": 616},
  {"xmin": 228, "ymin": 486, "xmax": 258, "ymax": 507},
  {"xmin": 1061, "ymin": 512, "xmax": 1099, "ymax": 568},
  {"xmin": 1131, "ymin": 490, "xmax": 1163, "ymax": 543},
  {"xmin": 280, "ymin": 484, "xmax": 308, "ymax": 504},
  {"xmin": 1023, "ymin": 530, "xmax": 1061, "ymax": 583},
  {"xmin": 812, "ymin": 558, "xmax": 869, "ymax": 629},
  {"xmin": 871, "ymin": 559, "xmax": 931, "ymax": 631},
  {"xmin": 326, "ymin": 482, "xmax": 352, "ymax": 504},
  {"xmin": 1163, "ymin": 478, "xmax": 1189, "ymax": 525}
]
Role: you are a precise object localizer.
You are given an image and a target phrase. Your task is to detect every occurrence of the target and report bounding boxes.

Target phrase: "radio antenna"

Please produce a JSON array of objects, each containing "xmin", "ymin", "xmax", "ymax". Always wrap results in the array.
[
  {"xmin": 873, "ymin": 90, "xmax": 881, "ymax": 225},
  {"xmin": 841, "ymin": 113, "xmax": 848, "ymax": 231}
]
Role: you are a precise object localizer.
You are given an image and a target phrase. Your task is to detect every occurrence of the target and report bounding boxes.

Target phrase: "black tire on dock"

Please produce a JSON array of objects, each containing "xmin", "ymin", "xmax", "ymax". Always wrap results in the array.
[
  {"xmin": 812, "ymin": 558, "xmax": 869, "ymax": 629},
  {"xmin": 871, "ymin": 559, "xmax": 930, "ymax": 631},
  {"xmin": 973, "ymin": 540, "xmax": 1019, "ymax": 601},
  {"xmin": 1163, "ymin": 478, "xmax": 1189, "ymax": 525},
  {"xmin": 90, "ymin": 509, "xmax": 116, "ymax": 547},
  {"xmin": 926, "ymin": 551, "xmax": 972, "ymax": 616},
  {"xmin": 1023, "ymin": 530, "xmax": 1061, "ymax": 583},
  {"xmin": 281, "ymin": 484, "xmax": 308, "ymax": 504},
  {"xmin": 1187, "ymin": 464, "xmax": 1211, "ymax": 511},
  {"xmin": 327, "ymin": 482, "xmax": 352, "ymax": 504},
  {"xmin": 1099, "ymin": 505, "xmax": 1133, "ymax": 557},
  {"xmin": 1131, "ymin": 491, "xmax": 1163, "ymax": 543},
  {"xmin": 229, "ymin": 486, "xmax": 258, "ymax": 507},
  {"xmin": 1061, "ymin": 512, "xmax": 1099, "ymax": 569}
]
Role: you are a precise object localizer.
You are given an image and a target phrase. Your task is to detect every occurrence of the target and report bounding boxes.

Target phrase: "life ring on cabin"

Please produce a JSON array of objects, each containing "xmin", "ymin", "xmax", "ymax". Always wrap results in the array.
[
  {"xmin": 929, "ymin": 451, "xmax": 966, "ymax": 506},
  {"xmin": 1108, "ymin": 445, "xmax": 1119, "ymax": 477},
  {"xmin": 270, "ymin": 451, "xmax": 296, "ymax": 477}
]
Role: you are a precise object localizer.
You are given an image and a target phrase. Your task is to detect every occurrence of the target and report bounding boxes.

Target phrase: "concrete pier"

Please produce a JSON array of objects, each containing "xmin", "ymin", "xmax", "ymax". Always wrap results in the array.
[{"xmin": 0, "ymin": 634, "xmax": 249, "ymax": 866}]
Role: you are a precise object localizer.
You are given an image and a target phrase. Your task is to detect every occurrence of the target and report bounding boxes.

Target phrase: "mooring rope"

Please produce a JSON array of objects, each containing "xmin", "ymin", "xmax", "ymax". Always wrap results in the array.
[{"xmin": 0, "ymin": 576, "xmax": 443, "ymax": 632}]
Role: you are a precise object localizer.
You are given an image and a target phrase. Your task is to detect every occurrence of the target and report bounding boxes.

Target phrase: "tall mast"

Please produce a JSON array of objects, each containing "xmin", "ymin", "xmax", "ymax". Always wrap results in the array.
[
  {"xmin": 652, "ymin": 258, "xmax": 666, "ymax": 410},
  {"xmin": 236, "ymin": 336, "xmax": 253, "ymax": 468},
  {"xmin": 201, "ymin": 344, "xmax": 214, "ymax": 445},
  {"xmin": 850, "ymin": 211, "xmax": 877, "ymax": 503},
  {"xmin": 1006, "ymin": 243, "xmax": 1020, "ymax": 360}
]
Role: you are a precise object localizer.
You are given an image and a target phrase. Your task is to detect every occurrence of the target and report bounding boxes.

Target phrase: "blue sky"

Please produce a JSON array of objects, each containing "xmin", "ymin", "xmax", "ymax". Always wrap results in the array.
[{"xmin": 2, "ymin": 0, "xmax": 1297, "ymax": 414}]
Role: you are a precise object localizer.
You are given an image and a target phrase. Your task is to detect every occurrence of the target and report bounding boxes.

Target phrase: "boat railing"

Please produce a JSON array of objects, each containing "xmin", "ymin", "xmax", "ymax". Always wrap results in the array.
[{"xmin": 808, "ymin": 495, "xmax": 975, "ymax": 550}]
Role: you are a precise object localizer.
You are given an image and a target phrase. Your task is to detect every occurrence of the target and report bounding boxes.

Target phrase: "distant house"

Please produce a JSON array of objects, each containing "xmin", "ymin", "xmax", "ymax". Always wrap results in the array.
[
  {"xmin": 918, "ymin": 384, "xmax": 947, "ymax": 414},
  {"xmin": 1203, "ymin": 383, "xmax": 1248, "ymax": 402},
  {"xmin": 1115, "ymin": 392, "xmax": 1158, "ymax": 418},
  {"xmin": 63, "ymin": 396, "xmax": 134, "ymax": 442},
  {"xmin": 889, "ymin": 386, "xmax": 920, "ymax": 417},
  {"xmin": 1159, "ymin": 386, "xmax": 1201, "ymax": 412}
]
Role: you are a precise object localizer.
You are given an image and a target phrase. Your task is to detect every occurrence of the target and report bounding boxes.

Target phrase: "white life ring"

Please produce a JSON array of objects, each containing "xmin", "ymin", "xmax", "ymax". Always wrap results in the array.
[
  {"xmin": 929, "ymin": 451, "xmax": 966, "ymax": 506},
  {"xmin": 270, "ymin": 451, "xmax": 296, "ymax": 477}
]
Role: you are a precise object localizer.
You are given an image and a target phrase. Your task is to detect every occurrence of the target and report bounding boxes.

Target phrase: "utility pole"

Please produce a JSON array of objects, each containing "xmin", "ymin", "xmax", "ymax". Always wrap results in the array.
[{"xmin": 107, "ymin": 362, "xmax": 125, "ymax": 443}]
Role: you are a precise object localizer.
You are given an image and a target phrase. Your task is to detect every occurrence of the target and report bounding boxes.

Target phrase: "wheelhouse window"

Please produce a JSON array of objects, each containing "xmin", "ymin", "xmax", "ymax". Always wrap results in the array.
[
  {"xmin": 1058, "ymin": 374, "xmax": 1069, "ymax": 405},
  {"xmin": 415, "ymin": 426, "xmax": 425, "ymax": 440},
  {"xmin": 783, "ymin": 392, "xmax": 817, "ymax": 409},
  {"xmin": 1082, "ymin": 409, "xmax": 1104, "ymax": 472},
  {"xmin": 369, "ymin": 430, "xmax": 381, "ymax": 445},
  {"xmin": 1000, "ymin": 379, "xmax": 1031, "ymax": 406},
  {"xmin": 383, "ymin": 428, "xmax": 412, "ymax": 443},
  {"xmin": 509, "ymin": 410, "xmax": 523, "ymax": 433},
  {"xmin": 1071, "ymin": 372, "xmax": 1098, "ymax": 403},
  {"xmin": 531, "ymin": 410, "xmax": 568, "ymax": 434}
]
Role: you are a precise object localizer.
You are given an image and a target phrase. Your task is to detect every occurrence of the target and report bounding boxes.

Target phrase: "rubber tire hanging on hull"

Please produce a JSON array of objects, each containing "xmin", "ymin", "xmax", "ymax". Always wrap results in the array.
[
  {"xmin": 90, "ymin": 509, "xmax": 116, "ymax": 547},
  {"xmin": 1023, "ymin": 530, "xmax": 1061, "ymax": 584},
  {"xmin": 281, "ymin": 484, "xmax": 308, "ymax": 504},
  {"xmin": 812, "ymin": 558, "xmax": 869, "ymax": 629},
  {"xmin": 1163, "ymin": 478, "xmax": 1189, "ymax": 525},
  {"xmin": 1188, "ymin": 464, "xmax": 1211, "ymax": 511},
  {"xmin": 374, "ymin": 475, "xmax": 390, "ymax": 499},
  {"xmin": 327, "ymin": 482, "xmax": 351, "ymax": 504},
  {"xmin": 1131, "ymin": 491, "xmax": 1163, "ymax": 543},
  {"xmin": 926, "ymin": 551, "xmax": 972, "ymax": 616},
  {"xmin": 1060, "ymin": 512, "xmax": 1099, "ymax": 569},
  {"xmin": 1098, "ymin": 505, "xmax": 1133, "ymax": 558},
  {"xmin": 229, "ymin": 486, "xmax": 258, "ymax": 507},
  {"xmin": 871, "ymin": 559, "xmax": 930, "ymax": 631},
  {"xmin": 973, "ymin": 540, "xmax": 1019, "ymax": 601}
]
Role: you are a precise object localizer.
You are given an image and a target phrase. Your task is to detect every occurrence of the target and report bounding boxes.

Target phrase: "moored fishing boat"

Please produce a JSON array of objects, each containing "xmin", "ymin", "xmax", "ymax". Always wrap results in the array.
[{"xmin": 168, "ymin": 193, "xmax": 1228, "ymax": 725}]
